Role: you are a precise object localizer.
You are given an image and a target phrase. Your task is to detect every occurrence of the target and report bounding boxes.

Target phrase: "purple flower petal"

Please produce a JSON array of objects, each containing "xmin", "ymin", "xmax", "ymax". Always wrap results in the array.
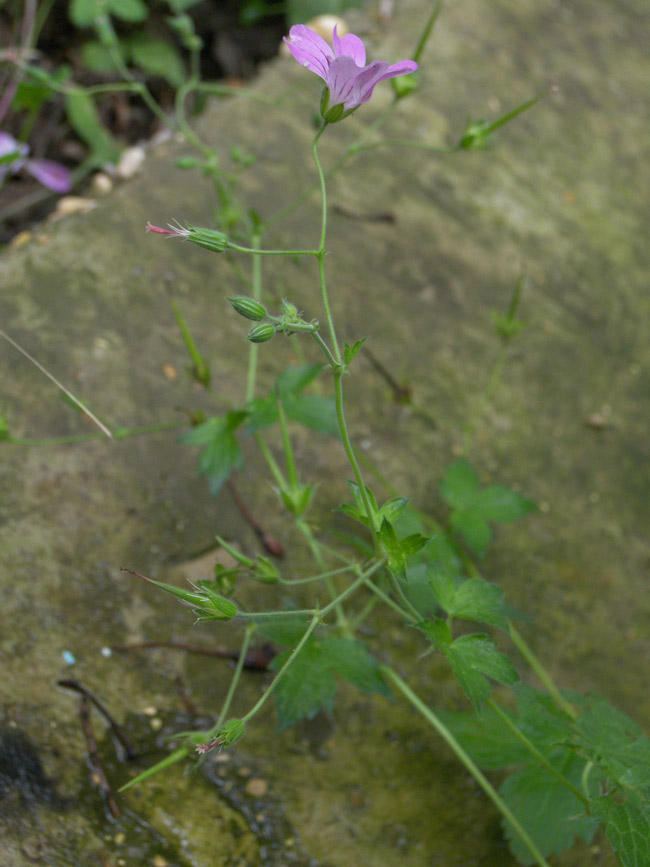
[
  {"xmin": 352, "ymin": 59, "xmax": 419, "ymax": 107},
  {"xmin": 332, "ymin": 26, "xmax": 366, "ymax": 66},
  {"xmin": 327, "ymin": 56, "xmax": 363, "ymax": 109},
  {"xmin": 24, "ymin": 159, "xmax": 72, "ymax": 193},
  {"xmin": 0, "ymin": 131, "xmax": 29, "ymax": 180},
  {"xmin": 285, "ymin": 24, "xmax": 418, "ymax": 116},
  {"xmin": 284, "ymin": 24, "xmax": 333, "ymax": 80}
]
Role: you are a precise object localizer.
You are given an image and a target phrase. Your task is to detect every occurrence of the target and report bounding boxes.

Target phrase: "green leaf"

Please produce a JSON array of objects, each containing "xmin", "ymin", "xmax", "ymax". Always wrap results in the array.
[
  {"xmin": 591, "ymin": 798, "xmax": 650, "ymax": 867},
  {"xmin": 319, "ymin": 638, "xmax": 391, "ymax": 698},
  {"xmin": 70, "ymin": 0, "xmax": 105, "ymax": 27},
  {"xmin": 269, "ymin": 637, "xmax": 389, "ymax": 731},
  {"xmin": 501, "ymin": 750, "xmax": 597, "ymax": 864},
  {"xmin": 270, "ymin": 643, "xmax": 338, "ymax": 731},
  {"xmin": 13, "ymin": 66, "xmax": 72, "ymax": 111},
  {"xmin": 473, "ymin": 485, "xmax": 538, "ymax": 523},
  {"xmin": 440, "ymin": 460, "xmax": 537, "ymax": 557},
  {"xmin": 180, "ymin": 411, "xmax": 246, "ymax": 494},
  {"xmin": 417, "ymin": 617, "xmax": 452, "ymax": 651},
  {"xmin": 127, "ymin": 34, "xmax": 186, "ymax": 87},
  {"xmin": 256, "ymin": 619, "xmax": 309, "ymax": 647},
  {"xmin": 427, "ymin": 569, "xmax": 457, "ymax": 611},
  {"xmin": 285, "ymin": 394, "xmax": 338, "ymax": 436},
  {"xmin": 343, "ymin": 337, "xmax": 368, "ymax": 366},
  {"xmin": 378, "ymin": 496, "xmax": 410, "ymax": 525},
  {"xmin": 439, "ymin": 459, "xmax": 480, "ymax": 509},
  {"xmin": 81, "ymin": 39, "xmax": 122, "ymax": 73},
  {"xmin": 276, "ymin": 363, "xmax": 323, "ymax": 397},
  {"xmin": 448, "ymin": 578, "xmax": 509, "ymax": 630},
  {"xmin": 426, "ymin": 633, "xmax": 519, "ymax": 710},
  {"xmin": 439, "ymin": 707, "xmax": 531, "ymax": 770},
  {"xmin": 569, "ymin": 694, "xmax": 650, "ymax": 792},
  {"xmin": 449, "ymin": 507, "xmax": 493, "ymax": 557},
  {"xmin": 107, "ymin": 0, "xmax": 148, "ymax": 22},
  {"xmin": 64, "ymin": 89, "xmax": 120, "ymax": 165}
]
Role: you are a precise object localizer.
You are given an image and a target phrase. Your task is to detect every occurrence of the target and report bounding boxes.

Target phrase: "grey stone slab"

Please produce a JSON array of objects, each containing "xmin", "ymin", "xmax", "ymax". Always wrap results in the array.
[{"xmin": 0, "ymin": 0, "xmax": 648, "ymax": 864}]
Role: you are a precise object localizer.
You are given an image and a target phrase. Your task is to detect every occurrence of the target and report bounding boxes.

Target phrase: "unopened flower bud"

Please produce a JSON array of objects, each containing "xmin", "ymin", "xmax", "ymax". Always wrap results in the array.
[
  {"xmin": 247, "ymin": 323, "xmax": 275, "ymax": 343},
  {"xmin": 391, "ymin": 71, "xmax": 419, "ymax": 99},
  {"xmin": 229, "ymin": 296, "xmax": 267, "ymax": 321},
  {"xmin": 217, "ymin": 718, "xmax": 246, "ymax": 746}
]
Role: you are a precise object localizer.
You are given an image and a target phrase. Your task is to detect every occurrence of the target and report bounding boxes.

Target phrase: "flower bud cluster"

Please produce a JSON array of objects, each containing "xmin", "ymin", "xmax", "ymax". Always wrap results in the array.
[{"xmin": 228, "ymin": 296, "xmax": 319, "ymax": 344}]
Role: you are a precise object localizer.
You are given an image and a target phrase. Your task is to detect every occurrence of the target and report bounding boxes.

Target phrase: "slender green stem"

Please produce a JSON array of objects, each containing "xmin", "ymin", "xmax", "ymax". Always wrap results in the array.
[
  {"xmin": 310, "ymin": 330, "xmax": 339, "ymax": 369},
  {"xmin": 254, "ymin": 433, "xmax": 287, "ymax": 489},
  {"xmin": 6, "ymin": 420, "xmax": 184, "ymax": 447},
  {"xmin": 211, "ymin": 624, "xmax": 255, "ymax": 733},
  {"xmin": 486, "ymin": 699, "xmax": 589, "ymax": 809},
  {"xmin": 296, "ymin": 518, "xmax": 349, "ymax": 634},
  {"xmin": 381, "ymin": 666, "xmax": 551, "ymax": 867},
  {"xmin": 227, "ymin": 242, "xmax": 319, "ymax": 257},
  {"xmin": 279, "ymin": 564, "xmax": 357, "ymax": 586},
  {"xmin": 263, "ymin": 103, "xmax": 396, "ymax": 230},
  {"xmin": 277, "ymin": 400, "xmax": 298, "ymax": 488},
  {"xmin": 241, "ymin": 612, "xmax": 321, "ymax": 723},
  {"xmin": 311, "ymin": 128, "xmax": 342, "ymax": 362},
  {"xmin": 246, "ymin": 233, "xmax": 263, "ymax": 401},
  {"xmin": 508, "ymin": 623, "xmax": 578, "ymax": 720},
  {"xmin": 241, "ymin": 561, "xmax": 384, "ymax": 723},
  {"xmin": 387, "ymin": 568, "xmax": 424, "ymax": 621},
  {"xmin": 363, "ymin": 578, "xmax": 415, "ymax": 621},
  {"xmin": 333, "ymin": 370, "xmax": 376, "ymax": 545}
]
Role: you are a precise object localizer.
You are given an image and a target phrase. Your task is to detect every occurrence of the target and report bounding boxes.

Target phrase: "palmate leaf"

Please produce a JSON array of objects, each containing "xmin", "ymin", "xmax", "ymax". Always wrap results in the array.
[
  {"xmin": 179, "ymin": 411, "xmax": 246, "ymax": 494},
  {"xmin": 418, "ymin": 620, "xmax": 519, "ymax": 709},
  {"xmin": 591, "ymin": 797, "xmax": 650, "ymax": 867},
  {"xmin": 269, "ymin": 638, "xmax": 389, "ymax": 731},
  {"xmin": 500, "ymin": 749, "xmax": 597, "ymax": 865},
  {"xmin": 246, "ymin": 364, "xmax": 337, "ymax": 436},
  {"xmin": 439, "ymin": 459, "xmax": 537, "ymax": 557}
]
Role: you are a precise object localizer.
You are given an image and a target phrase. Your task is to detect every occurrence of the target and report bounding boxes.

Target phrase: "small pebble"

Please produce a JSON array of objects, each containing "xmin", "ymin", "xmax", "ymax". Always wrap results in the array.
[
  {"xmin": 91, "ymin": 172, "xmax": 113, "ymax": 195},
  {"xmin": 143, "ymin": 705, "xmax": 157, "ymax": 716},
  {"xmin": 149, "ymin": 717, "xmax": 163, "ymax": 732},
  {"xmin": 245, "ymin": 777, "xmax": 268, "ymax": 798},
  {"xmin": 51, "ymin": 196, "xmax": 97, "ymax": 218},
  {"xmin": 62, "ymin": 650, "xmax": 76, "ymax": 666},
  {"xmin": 100, "ymin": 646, "xmax": 112, "ymax": 658},
  {"xmin": 152, "ymin": 857, "xmax": 169, "ymax": 867},
  {"xmin": 116, "ymin": 145, "xmax": 146, "ymax": 179}
]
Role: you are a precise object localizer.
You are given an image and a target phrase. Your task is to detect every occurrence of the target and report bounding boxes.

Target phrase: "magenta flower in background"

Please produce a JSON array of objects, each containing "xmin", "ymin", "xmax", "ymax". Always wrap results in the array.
[
  {"xmin": 284, "ymin": 24, "xmax": 418, "ymax": 117},
  {"xmin": 0, "ymin": 131, "xmax": 72, "ymax": 193}
]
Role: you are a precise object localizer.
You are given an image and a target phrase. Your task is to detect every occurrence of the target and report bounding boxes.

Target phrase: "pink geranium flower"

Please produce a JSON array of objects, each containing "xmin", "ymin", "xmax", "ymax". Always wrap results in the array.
[
  {"xmin": 284, "ymin": 24, "xmax": 417, "ymax": 117},
  {"xmin": 0, "ymin": 131, "xmax": 71, "ymax": 193}
]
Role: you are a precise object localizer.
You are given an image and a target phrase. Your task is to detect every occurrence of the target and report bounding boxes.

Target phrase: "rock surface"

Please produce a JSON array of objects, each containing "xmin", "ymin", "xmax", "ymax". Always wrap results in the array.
[{"xmin": 0, "ymin": 0, "xmax": 648, "ymax": 864}]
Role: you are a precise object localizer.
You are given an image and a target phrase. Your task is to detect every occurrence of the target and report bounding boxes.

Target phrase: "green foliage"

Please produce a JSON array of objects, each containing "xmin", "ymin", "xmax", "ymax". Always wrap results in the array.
[
  {"xmin": 377, "ymin": 518, "xmax": 428, "ymax": 580},
  {"xmin": 343, "ymin": 337, "xmax": 368, "ymax": 367},
  {"xmin": 439, "ymin": 459, "xmax": 537, "ymax": 557},
  {"xmin": 269, "ymin": 637, "xmax": 390, "ymax": 730},
  {"xmin": 70, "ymin": 0, "xmax": 148, "ymax": 27},
  {"xmin": 179, "ymin": 410, "xmax": 247, "ymax": 494},
  {"xmin": 64, "ymin": 89, "xmax": 120, "ymax": 165},
  {"xmin": 127, "ymin": 34, "xmax": 187, "ymax": 87},
  {"xmin": 247, "ymin": 364, "xmax": 338, "ymax": 437},
  {"xmin": 418, "ymin": 619, "xmax": 519, "ymax": 709},
  {"xmin": 430, "ymin": 575, "xmax": 509, "ymax": 630},
  {"xmin": 500, "ymin": 751, "xmax": 597, "ymax": 864},
  {"xmin": 442, "ymin": 685, "xmax": 650, "ymax": 864},
  {"xmin": 590, "ymin": 798, "xmax": 650, "ymax": 867}
]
